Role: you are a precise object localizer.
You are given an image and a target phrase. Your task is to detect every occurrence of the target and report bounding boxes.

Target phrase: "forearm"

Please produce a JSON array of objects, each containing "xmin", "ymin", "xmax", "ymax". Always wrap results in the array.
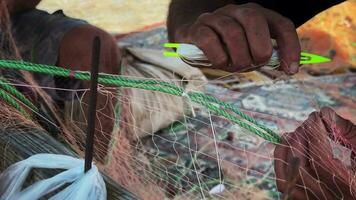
[{"xmin": 167, "ymin": 0, "xmax": 234, "ymax": 41}]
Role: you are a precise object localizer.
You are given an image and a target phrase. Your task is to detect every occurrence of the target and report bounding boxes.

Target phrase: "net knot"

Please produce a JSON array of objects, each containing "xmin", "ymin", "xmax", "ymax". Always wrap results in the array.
[
  {"xmin": 181, "ymin": 91, "xmax": 189, "ymax": 98},
  {"xmin": 69, "ymin": 70, "xmax": 76, "ymax": 79},
  {"xmin": 181, "ymin": 90, "xmax": 196, "ymax": 117}
]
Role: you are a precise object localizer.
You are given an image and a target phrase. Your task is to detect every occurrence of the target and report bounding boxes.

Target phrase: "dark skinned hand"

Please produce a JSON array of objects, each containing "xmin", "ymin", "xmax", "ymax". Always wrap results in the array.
[
  {"xmin": 59, "ymin": 25, "xmax": 121, "ymax": 161},
  {"xmin": 174, "ymin": 3, "xmax": 301, "ymax": 74},
  {"xmin": 274, "ymin": 107, "xmax": 356, "ymax": 200}
]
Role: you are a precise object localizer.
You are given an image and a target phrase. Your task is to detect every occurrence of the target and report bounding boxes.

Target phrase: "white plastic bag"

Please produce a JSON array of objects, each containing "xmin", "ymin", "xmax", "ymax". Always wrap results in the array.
[{"xmin": 0, "ymin": 154, "xmax": 106, "ymax": 200}]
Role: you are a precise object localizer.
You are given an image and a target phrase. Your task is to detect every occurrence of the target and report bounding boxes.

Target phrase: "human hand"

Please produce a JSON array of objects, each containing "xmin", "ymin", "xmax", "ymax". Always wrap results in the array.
[
  {"xmin": 274, "ymin": 107, "xmax": 356, "ymax": 199},
  {"xmin": 59, "ymin": 25, "xmax": 121, "ymax": 75},
  {"xmin": 173, "ymin": 3, "xmax": 301, "ymax": 74},
  {"xmin": 58, "ymin": 25, "xmax": 121, "ymax": 161}
]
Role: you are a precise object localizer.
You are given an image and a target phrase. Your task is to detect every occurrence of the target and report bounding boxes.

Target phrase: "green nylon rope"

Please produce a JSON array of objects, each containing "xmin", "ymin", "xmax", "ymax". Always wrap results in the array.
[
  {"xmin": 0, "ymin": 79, "xmax": 38, "ymax": 112},
  {"xmin": 0, "ymin": 60, "xmax": 281, "ymax": 144},
  {"xmin": 0, "ymin": 88, "xmax": 29, "ymax": 117}
]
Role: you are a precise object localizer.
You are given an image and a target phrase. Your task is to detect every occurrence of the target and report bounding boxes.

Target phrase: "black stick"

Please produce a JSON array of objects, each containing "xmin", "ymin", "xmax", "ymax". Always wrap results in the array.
[{"xmin": 84, "ymin": 36, "xmax": 100, "ymax": 172}]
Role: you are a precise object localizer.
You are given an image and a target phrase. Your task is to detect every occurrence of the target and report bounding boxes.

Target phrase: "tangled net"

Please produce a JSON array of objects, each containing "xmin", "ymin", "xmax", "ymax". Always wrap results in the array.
[
  {"xmin": 0, "ymin": 57, "xmax": 355, "ymax": 200},
  {"xmin": 0, "ymin": 2, "xmax": 356, "ymax": 200}
]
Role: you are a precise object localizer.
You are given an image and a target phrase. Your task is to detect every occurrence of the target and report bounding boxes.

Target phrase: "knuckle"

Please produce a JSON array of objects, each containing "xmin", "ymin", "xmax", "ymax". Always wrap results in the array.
[
  {"xmin": 237, "ymin": 8, "xmax": 265, "ymax": 27},
  {"xmin": 278, "ymin": 18, "xmax": 296, "ymax": 31},
  {"xmin": 196, "ymin": 12, "xmax": 212, "ymax": 23},
  {"xmin": 195, "ymin": 38, "xmax": 210, "ymax": 49},
  {"xmin": 239, "ymin": 8, "xmax": 261, "ymax": 19},
  {"xmin": 309, "ymin": 111, "xmax": 320, "ymax": 118},
  {"xmin": 227, "ymin": 29, "xmax": 244, "ymax": 42},
  {"xmin": 193, "ymin": 28, "xmax": 214, "ymax": 45},
  {"xmin": 217, "ymin": 4, "xmax": 241, "ymax": 15},
  {"xmin": 302, "ymin": 112, "xmax": 319, "ymax": 128},
  {"xmin": 305, "ymin": 112, "xmax": 319, "ymax": 123},
  {"xmin": 254, "ymin": 47, "xmax": 273, "ymax": 64},
  {"xmin": 225, "ymin": 25, "xmax": 243, "ymax": 38},
  {"xmin": 320, "ymin": 107, "xmax": 333, "ymax": 115},
  {"xmin": 295, "ymin": 126, "xmax": 305, "ymax": 136},
  {"xmin": 223, "ymin": 4, "xmax": 238, "ymax": 11},
  {"xmin": 215, "ymin": 17, "xmax": 233, "ymax": 27},
  {"xmin": 194, "ymin": 25, "xmax": 208, "ymax": 34}
]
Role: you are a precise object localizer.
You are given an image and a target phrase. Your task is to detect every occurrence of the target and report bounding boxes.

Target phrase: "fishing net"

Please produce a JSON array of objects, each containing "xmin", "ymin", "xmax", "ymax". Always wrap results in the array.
[{"xmin": 0, "ymin": 1, "xmax": 356, "ymax": 200}]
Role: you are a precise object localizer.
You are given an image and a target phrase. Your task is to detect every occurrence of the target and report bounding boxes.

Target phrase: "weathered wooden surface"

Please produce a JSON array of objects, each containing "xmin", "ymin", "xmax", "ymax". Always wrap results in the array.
[{"xmin": 0, "ymin": 127, "xmax": 138, "ymax": 200}]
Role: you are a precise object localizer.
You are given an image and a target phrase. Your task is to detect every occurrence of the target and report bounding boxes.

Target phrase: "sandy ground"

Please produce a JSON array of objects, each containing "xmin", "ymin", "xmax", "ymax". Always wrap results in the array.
[{"xmin": 38, "ymin": 0, "xmax": 169, "ymax": 34}]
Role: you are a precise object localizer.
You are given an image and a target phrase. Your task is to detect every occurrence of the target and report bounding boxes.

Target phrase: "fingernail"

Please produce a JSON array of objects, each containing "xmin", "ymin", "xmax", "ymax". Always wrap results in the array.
[{"xmin": 289, "ymin": 62, "xmax": 299, "ymax": 74}]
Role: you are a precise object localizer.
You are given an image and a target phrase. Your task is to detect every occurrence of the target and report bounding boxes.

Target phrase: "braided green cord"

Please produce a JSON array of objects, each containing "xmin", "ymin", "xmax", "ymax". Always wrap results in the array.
[
  {"xmin": 0, "ymin": 79, "xmax": 38, "ymax": 112},
  {"xmin": 0, "ymin": 59, "xmax": 281, "ymax": 144},
  {"xmin": 99, "ymin": 73, "xmax": 183, "ymax": 91},
  {"xmin": 188, "ymin": 92, "xmax": 278, "ymax": 138},
  {"xmin": 0, "ymin": 88, "xmax": 29, "ymax": 117},
  {"xmin": 190, "ymin": 96, "xmax": 281, "ymax": 144},
  {"xmin": 0, "ymin": 60, "xmax": 184, "ymax": 91}
]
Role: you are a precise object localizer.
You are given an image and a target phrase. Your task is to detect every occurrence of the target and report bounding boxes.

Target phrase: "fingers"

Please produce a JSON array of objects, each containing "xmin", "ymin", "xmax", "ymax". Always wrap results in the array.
[
  {"xmin": 308, "ymin": 156, "xmax": 353, "ymax": 199},
  {"xmin": 171, "ymin": 3, "xmax": 301, "ymax": 74},
  {"xmin": 301, "ymin": 112, "xmax": 352, "ymax": 198},
  {"xmin": 176, "ymin": 4, "xmax": 275, "ymax": 72},
  {"xmin": 59, "ymin": 25, "xmax": 119, "ymax": 162},
  {"xmin": 274, "ymin": 132, "xmax": 333, "ymax": 200},
  {"xmin": 274, "ymin": 111, "xmax": 353, "ymax": 199},
  {"xmin": 274, "ymin": 132, "xmax": 307, "ymax": 196},
  {"xmin": 261, "ymin": 7, "xmax": 301, "ymax": 74},
  {"xmin": 301, "ymin": 111, "xmax": 331, "ymax": 152},
  {"xmin": 186, "ymin": 22, "xmax": 229, "ymax": 69},
  {"xmin": 297, "ymin": 167, "xmax": 337, "ymax": 200},
  {"xmin": 198, "ymin": 13, "xmax": 252, "ymax": 72},
  {"xmin": 215, "ymin": 5, "xmax": 273, "ymax": 67},
  {"xmin": 274, "ymin": 137, "xmax": 290, "ymax": 194},
  {"xmin": 173, "ymin": 3, "xmax": 301, "ymax": 74},
  {"xmin": 275, "ymin": 132, "xmax": 337, "ymax": 199},
  {"xmin": 292, "ymin": 110, "xmax": 354, "ymax": 199},
  {"xmin": 285, "ymin": 131, "xmax": 308, "ymax": 167},
  {"xmin": 319, "ymin": 107, "xmax": 356, "ymax": 172}
]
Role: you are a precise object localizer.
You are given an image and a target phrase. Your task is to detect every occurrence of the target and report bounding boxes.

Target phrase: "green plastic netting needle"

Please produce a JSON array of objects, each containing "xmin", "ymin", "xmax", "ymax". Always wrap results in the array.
[
  {"xmin": 300, "ymin": 52, "xmax": 331, "ymax": 64},
  {"xmin": 163, "ymin": 43, "xmax": 332, "ymax": 65}
]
